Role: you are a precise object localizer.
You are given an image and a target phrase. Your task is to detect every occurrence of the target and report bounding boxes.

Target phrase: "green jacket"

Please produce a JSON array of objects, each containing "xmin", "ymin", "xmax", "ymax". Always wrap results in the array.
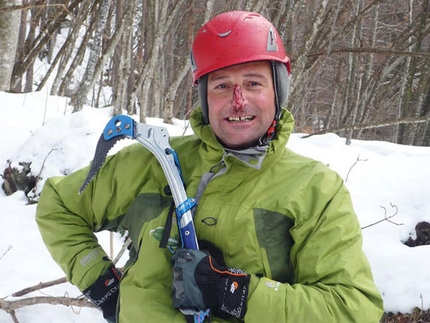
[{"xmin": 36, "ymin": 108, "xmax": 383, "ymax": 322}]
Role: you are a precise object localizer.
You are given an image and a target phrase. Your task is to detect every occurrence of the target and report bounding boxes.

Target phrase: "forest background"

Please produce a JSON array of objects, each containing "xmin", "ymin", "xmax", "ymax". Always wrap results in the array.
[
  {"xmin": 0, "ymin": 0, "xmax": 429, "ymax": 146},
  {"xmin": 0, "ymin": 1, "xmax": 430, "ymax": 322}
]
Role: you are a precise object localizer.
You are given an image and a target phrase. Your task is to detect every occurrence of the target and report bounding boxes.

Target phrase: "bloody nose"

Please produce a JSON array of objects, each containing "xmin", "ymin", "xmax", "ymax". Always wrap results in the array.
[{"xmin": 232, "ymin": 85, "xmax": 244, "ymax": 110}]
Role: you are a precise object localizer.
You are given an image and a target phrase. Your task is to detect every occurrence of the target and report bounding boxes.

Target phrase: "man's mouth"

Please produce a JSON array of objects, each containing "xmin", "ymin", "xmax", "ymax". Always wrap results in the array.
[{"xmin": 227, "ymin": 116, "xmax": 255, "ymax": 122}]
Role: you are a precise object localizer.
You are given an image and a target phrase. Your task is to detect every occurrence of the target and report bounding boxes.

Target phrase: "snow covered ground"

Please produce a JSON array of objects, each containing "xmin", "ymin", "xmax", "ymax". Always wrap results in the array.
[{"xmin": 0, "ymin": 91, "xmax": 429, "ymax": 322}]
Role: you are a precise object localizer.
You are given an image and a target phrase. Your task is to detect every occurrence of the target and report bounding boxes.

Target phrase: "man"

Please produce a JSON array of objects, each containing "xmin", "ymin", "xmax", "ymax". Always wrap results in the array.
[{"xmin": 36, "ymin": 11, "xmax": 384, "ymax": 323}]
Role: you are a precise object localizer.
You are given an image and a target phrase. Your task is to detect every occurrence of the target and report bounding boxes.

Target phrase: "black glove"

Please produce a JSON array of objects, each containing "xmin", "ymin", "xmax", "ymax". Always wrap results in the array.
[
  {"xmin": 172, "ymin": 248, "xmax": 250, "ymax": 319},
  {"xmin": 83, "ymin": 265, "xmax": 122, "ymax": 323}
]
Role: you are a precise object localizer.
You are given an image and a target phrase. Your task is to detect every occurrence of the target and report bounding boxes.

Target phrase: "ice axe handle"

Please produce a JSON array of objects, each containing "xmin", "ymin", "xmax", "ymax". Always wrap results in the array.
[{"xmin": 176, "ymin": 198, "xmax": 198, "ymax": 250}]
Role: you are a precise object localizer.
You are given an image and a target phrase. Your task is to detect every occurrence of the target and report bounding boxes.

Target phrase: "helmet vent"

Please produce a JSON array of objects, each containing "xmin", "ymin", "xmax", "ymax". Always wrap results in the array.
[
  {"xmin": 267, "ymin": 27, "xmax": 278, "ymax": 52},
  {"xmin": 218, "ymin": 30, "xmax": 232, "ymax": 38}
]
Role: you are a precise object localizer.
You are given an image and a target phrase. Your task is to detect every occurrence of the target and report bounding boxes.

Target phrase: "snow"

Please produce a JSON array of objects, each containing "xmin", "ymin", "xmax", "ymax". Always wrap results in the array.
[{"xmin": 0, "ymin": 91, "xmax": 429, "ymax": 322}]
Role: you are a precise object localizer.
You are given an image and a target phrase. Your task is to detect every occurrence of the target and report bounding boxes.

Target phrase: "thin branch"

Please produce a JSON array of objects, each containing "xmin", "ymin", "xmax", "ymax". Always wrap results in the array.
[
  {"xmin": 112, "ymin": 237, "xmax": 131, "ymax": 265},
  {"xmin": 11, "ymin": 235, "xmax": 129, "ymax": 298},
  {"xmin": 36, "ymin": 148, "xmax": 57, "ymax": 180},
  {"xmin": 361, "ymin": 203, "xmax": 403, "ymax": 230},
  {"xmin": 0, "ymin": 296, "xmax": 95, "ymax": 313},
  {"xmin": 10, "ymin": 310, "xmax": 19, "ymax": 323},
  {"xmin": 0, "ymin": 2, "xmax": 71, "ymax": 15},
  {"xmin": 302, "ymin": 115, "xmax": 430, "ymax": 138},
  {"xmin": 0, "ymin": 245, "xmax": 13, "ymax": 261},
  {"xmin": 26, "ymin": 148, "xmax": 57, "ymax": 203},
  {"xmin": 306, "ymin": 47, "xmax": 430, "ymax": 60},
  {"xmin": 12, "ymin": 277, "xmax": 67, "ymax": 297},
  {"xmin": 345, "ymin": 154, "xmax": 367, "ymax": 182}
]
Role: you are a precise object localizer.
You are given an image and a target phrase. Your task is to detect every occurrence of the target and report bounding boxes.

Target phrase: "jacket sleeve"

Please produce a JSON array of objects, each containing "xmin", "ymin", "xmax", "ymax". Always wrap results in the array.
[
  {"xmin": 36, "ymin": 168, "xmax": 111, "ymax": 291},
  {"xmin": 245, "ymin": 166, "xmax": 384, "ymax": 322},
  {"xmin": 36, "ymin": 144, "xmax": 161, "ymax": 291}
]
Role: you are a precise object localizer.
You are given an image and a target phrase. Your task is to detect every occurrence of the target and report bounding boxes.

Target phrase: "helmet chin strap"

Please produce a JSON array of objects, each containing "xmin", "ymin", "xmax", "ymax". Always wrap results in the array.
[
  {"xmin": 257, "ymin": 119, "xmax": 277, "ymax": 147},
  {"xmin": 257, "ymin": 61, "xmax": 282, "ymax": 146}
]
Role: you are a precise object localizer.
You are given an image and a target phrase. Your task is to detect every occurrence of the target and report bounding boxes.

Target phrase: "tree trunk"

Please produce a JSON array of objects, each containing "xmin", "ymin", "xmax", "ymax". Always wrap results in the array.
[
  {"xmin": 10, "ymin": 0, "xmax": 26, "ymax": 93},
  {"xmin": 48, "ymin": 0, "xmax": 93, "ymax": 95},
  {"xmin": 396, "ymin": 0, "xmax": 415, "ymax": 144},
  {"xmin": 345, "ymin": 0, "xmax": 364, "ymax": 145},
  {"xmin": 57, "ymin": 1, "xmax": 96, "ymax": 97},
  {"xmin": 73, "ymin": 0, "xmax": 111, "ymax": 112},
  {"xmin": 409, "ymin": 0, "xmax": 429, "ymax": 145},
  {"xmin": 112, "ymin": 0, "xmax": 136, "ymax": 115},
  {"xmin": 0, "ymin": 0, "xmax": 21, "ymax": 91},
  {"xmin": 133, "ymin": 0, "xmax": 187, "ymax": 123}
]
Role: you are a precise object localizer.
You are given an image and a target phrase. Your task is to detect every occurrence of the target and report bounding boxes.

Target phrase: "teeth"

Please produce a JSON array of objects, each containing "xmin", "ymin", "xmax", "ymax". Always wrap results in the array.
[{"xmin": 228, "ymin": 116, "xmax": 253, "ymax": 122}]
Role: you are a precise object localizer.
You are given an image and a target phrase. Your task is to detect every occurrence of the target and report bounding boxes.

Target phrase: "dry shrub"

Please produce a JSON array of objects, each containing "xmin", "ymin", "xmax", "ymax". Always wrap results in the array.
[{"xmin": 380, "ymin": 308, "xmax": 430, "ymax": 323}]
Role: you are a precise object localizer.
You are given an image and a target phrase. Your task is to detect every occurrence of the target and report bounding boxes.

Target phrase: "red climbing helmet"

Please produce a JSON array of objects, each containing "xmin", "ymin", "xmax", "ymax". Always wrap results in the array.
[{"xmin": 191, "ymin": 11, "xmax": 291, "ymax": 84}]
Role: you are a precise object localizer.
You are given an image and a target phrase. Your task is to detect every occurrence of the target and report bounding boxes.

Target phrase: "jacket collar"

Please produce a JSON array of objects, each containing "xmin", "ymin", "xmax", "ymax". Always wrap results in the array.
[{"xmin": 190, "ymin": 107, "xmax": 295, "ymax": 169}]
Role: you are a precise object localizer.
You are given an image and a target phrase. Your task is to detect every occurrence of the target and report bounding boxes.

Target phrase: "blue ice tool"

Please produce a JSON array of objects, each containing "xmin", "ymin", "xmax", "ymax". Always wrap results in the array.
[
  {"xmin": 79, "ymin": 115, "xmax": 199, "ymax": 250},
  {"xmin": 80, "ymin": 115, "xmax": 211, "ymax": 322}
]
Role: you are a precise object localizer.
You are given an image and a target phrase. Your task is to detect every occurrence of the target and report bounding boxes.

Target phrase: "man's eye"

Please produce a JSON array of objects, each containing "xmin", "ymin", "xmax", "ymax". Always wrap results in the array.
[
  {"xmin": 249, "ymin": 81, "xmax": 261, "ymax": 87},
  {"xmin": 214, "ymin": 84, "xmax": 228, "ymax": 90}
]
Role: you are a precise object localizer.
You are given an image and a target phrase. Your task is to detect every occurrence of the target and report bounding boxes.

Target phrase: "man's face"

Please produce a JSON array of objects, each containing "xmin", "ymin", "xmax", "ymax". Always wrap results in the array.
[{"xmin": 207, "ymin": 61, "xmax": 276, "ymax": 149}]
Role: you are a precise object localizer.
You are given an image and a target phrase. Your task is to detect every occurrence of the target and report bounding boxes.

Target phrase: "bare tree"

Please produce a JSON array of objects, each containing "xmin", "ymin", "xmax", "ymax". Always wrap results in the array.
[
  {"xmin": 0, "ymin": 0, "xmax": 21, "ymax": 91},
  {"xmin": 2, "ymin": 0, "xmax": 430, "ymax": 145},
  {"xmin": 73, "ymin": 0, "xmax": 111, "ymax": 112},
  {"xmin": 47, "ymin": 0, "xmax": 93, "ymax": 96}
]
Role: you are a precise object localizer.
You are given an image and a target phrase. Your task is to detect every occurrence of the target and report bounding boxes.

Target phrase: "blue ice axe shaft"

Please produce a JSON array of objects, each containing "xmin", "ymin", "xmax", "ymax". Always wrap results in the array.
[{"xmin": 103, "ymin": 115, "xmax": 199, "ymax": 250}]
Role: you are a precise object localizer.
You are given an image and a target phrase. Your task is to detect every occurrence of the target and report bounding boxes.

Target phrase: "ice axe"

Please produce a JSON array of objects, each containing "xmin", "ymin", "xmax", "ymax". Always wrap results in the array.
[
  {"xmin": 79, "ymin": 114, "xmax": 199, "ymax": 249},
  {"xmin": 79, "ymin": 115, "xmax": 210, "ymax": 322}
]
